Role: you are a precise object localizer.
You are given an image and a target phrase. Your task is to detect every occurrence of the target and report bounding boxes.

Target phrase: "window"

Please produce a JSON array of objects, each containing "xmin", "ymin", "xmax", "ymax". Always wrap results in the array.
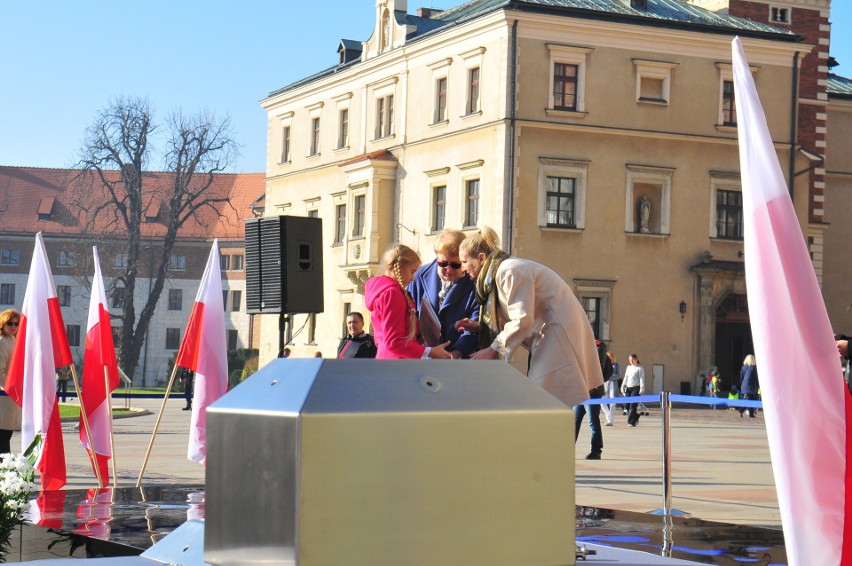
[
  {"xmin": 770, "ymin": 6, "xmax": 790, "ymax": 23},
  {"xmin": 716, "ymin": 190, "xmax": 744, "ymax": 240},
  {"xmin": 432, "ymin": 185, "xmax": 446, "ymax": 232},
  {"xmin": 281, "ymin": 125, "xmax": 291, "ymax": 163},
  {"xmin": 376, "ymin": 95, "xmax": 394, "ymax": 139},
  {"xmin": 166, "ymin": 328, "xmax": 181, "ymax": 350},
  {"xmin": 545, "ymin": 177, "xmax": 576, "ymax": 228},
  {"xmin": 231, "ymin": 290, "xmax": 242, "ymax": 312},
  {"xmin": 232, "ymin": 255, "xmax": 243, "ymax": 271},
  {"xmin": 1, "ymin": 249, "xmax": 19, "ymax": 265},
  {"xmin": 353, "ymin": 195, "xmax": 366, "ymax": 237},
  {"xmin": 625, "ymin": 165, "xmax": 673, "ymax": 235},
  {"xmin": 227, "ymin": 329, "xmax": 239, "ymax": 351},
  {"xmin": 114, "ymin": 252, "xmax": 128, "ymax": 269},
  {"xmin": 547, "ymin": 44, "xmax": 592, "ymax": 114},
  {"xmin": 222, "ymin": 290, "xmax": 229, "ymax": 310},
  {"xmin": 111, "ymin": 287, "xmax": 126, "ymax": 309},
  {"xmin": 57, "ymin": 285, "xmax": 71, "ymax": 307},
  {"xmin": 465, "ymin": 179, "xmax": 480, "ymax": 227},
  {"xmin": 309, "ymin": 117, "xmax": 321, "ymax": 156},
  {"xmin": 575, "ymin": 279, "xmax": 615, "ymax": 341},
  {"xmin": 537, "ymin": 158, "xmax": 589, "ymax": 230},
  {"xmin": 0, "ymin": 284, "xmax": 14, "ymax": 305},
  {"xmin": 342, "ymin": 302, "xmax": 352, "ymax": 338},
  {"xmin": 722, "ymin": 80, "xmax": 736, "ymax": 126},
  {"xmin": 308, "ymin": 209, "xmax": 319, "ymax": 218},
  {"xmin": 582, "ymin": 297, "xmax": 601, "ymax": 340},
  {"xmin": 168, "ymin": 288, "xmax": 183, "ymax": 311},
  {"xmin": 466, "ymin": 67, "xmax": 480, "ymax": 114},
  {"xmin": 66, "ymin": 324, "xmax": 81, "ymax": 348},
  {"xmin": 112, "ymin": 326, "xmax": 122, "ymax": 347},
  {"xmin": 434, "ymin": 77, "xmax": 448, "ymax": 123},
  {"xmin": 553, "ymin": 64, "xmax": 579, "ymax": 111},
  {"xmin": 220, "ymin": 254, "xmax": 230, "ymax": 271},
  {"xmin": 334, "ymin": 204, "xmax": 346, "ymax": 244},
  {"xmin": 169, "ymin": 254, "xmax": 186, "ymax": 270},
  {"xmin": 57, "ymin": 250, "xmax": 75, "ymax": 267},
  {"xmin": 338, "ymin": 108, "xmax": 349, "ymax": 149},
  {"xmin": 633, "ymin": 60, "xmax": 677, "ymax": 105}
]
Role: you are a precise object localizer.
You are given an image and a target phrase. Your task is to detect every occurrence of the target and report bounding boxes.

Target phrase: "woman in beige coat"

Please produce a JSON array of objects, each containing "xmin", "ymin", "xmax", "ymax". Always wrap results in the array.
[
  {"xmin": 455, "ymin": 227, "xmax": 604, "ymax": 407},
  {"xmin": 0, "ymin": 309, "xmax": 22, "ymax": 454}
]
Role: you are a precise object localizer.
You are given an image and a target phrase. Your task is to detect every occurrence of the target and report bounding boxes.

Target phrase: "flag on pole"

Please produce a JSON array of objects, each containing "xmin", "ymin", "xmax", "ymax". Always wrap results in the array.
[
  {"xmin": 6, "ymin": 232, "xmax": 71, "ymax": 490},
  {"xmin": 733, "ymin": 36, "xmax": 851, "ymax": 566},
  {"xmin": 79, "ymin": 247, "xmax": 120, "ymax": 483},
  {"xmin": 175, "ymin": 240, "xmax": 228, "ymax": 464}
]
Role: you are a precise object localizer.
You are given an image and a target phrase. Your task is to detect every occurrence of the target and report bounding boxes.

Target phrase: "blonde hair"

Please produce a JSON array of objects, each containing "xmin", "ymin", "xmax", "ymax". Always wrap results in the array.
[
  {"xmin": 382, "ymin": 243, "xmax": 420, "ymax": 340},
  {"xmin": 743, "ymin": 354, "xmax": 756, "ymax": 366},
  {"xmin": 433, "ymin": 229, "xmax": 466, "ymax": 256},
  {"xmin": 607, "ymin": 352, "xmax": 616, "ymax": 363},
  {"xmin": 0, "ymin": 309, "xmax": 20, "ymax": 337},
  {"xmin": 459, "ymin": 226, "xmax": 502, "ymax": 259}
]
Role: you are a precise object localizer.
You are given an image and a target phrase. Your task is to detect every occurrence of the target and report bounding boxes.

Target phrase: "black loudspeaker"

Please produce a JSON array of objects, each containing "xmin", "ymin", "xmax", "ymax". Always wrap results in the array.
[{"xmin": 245, "ymin": 216, "xmax": 324, "ymax": 314}]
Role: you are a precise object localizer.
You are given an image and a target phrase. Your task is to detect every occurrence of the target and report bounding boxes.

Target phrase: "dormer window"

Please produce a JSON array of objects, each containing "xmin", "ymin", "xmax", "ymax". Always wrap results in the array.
[
  {"xmin": 146, "ymin": 201, "xmax": 160, "ymax": 223},
  {"xmin": 37, "ymin": 196, "xmax": 55, "ymax": 221}
]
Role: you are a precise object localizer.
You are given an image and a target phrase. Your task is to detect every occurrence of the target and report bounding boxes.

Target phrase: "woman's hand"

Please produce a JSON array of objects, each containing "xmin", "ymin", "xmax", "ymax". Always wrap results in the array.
[
  {"xmin": 428, "ymin": 341, "xmax": 454, "ymax": 359},
  {"xmin": 470, "ymin": 347, "xmax": 499, "ymax": 360},
  {"xmin": 454, "ymin": 318, "xmax": 480, "ymax": 333}
]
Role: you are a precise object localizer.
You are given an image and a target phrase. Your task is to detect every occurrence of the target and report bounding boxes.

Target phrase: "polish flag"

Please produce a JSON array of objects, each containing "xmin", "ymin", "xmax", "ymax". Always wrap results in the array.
[
  {"xmin": 6, "ymin": 232, "xmax": 71, "ymax": 490},
  {"xmin": 733, "ymin": 37, "xmax": 851, "ymax": 565},
  {"xmin": 175, "ymin": 240, "xmax": 227, "ymax": 464},
  {"xmin": 79, "ymin": 247, "xmax": 120, "ymax": 484}
]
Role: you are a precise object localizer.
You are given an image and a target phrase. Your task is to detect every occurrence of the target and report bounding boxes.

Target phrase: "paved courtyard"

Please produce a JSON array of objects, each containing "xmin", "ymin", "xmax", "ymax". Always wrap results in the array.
[{"xmin": 35, "ymin": 397, "xmax": 780, "ymax": 529}]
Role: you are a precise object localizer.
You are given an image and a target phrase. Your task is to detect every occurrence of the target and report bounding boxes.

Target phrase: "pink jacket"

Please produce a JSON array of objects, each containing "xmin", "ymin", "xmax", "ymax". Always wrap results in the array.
[{"xmin": 365, "ymin": 275, "xmax": 426, "ymax": 359}]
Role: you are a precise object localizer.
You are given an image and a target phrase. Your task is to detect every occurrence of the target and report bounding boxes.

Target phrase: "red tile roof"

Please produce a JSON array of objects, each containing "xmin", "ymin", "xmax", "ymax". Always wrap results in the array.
[{"xmin": 0, "ymin": 166, "xmax": 265, "ymax": 241}]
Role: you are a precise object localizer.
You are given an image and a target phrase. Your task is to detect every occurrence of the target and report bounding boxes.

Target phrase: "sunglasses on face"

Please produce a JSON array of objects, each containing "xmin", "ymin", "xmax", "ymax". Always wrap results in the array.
[
  {"xmin": 437, "ymin": 261, "xmax": 463, "ymax": 269},
  {"xmin": 5, "ymin": 322, "xmax": 19, "ymax": 327}
]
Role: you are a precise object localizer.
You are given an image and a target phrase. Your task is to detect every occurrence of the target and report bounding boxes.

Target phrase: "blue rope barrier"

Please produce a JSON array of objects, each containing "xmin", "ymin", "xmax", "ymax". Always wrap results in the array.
[{"xmin": 579, "ymin": 393, "xmax": 763, "ymax": 409}]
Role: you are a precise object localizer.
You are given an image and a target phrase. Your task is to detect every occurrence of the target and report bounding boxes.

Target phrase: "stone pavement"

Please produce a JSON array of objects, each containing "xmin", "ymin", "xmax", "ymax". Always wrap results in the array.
[{"xmin": 31, "ymin": 397, "xmax": 780, "ymax": 529}]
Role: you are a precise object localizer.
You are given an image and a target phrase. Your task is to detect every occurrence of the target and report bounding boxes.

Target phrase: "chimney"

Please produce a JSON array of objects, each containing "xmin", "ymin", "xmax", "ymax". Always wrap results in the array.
[
  {"xmin": 418, "ymin": 7, "xmax": 442, "ymax": 18},
  {"xmin": 630, "ymin": 0, "xmax": 649, "ymax": 10}
]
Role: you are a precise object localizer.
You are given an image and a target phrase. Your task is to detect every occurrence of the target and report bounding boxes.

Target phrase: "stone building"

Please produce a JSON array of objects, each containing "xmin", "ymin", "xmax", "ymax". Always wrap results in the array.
[
  {"xmin": 0, "ymin": 166, "xmax": 264, "ymax": 385},
  {"xmin": 259, "ymin": 0, "xmax": 845, "ymax": 392}
]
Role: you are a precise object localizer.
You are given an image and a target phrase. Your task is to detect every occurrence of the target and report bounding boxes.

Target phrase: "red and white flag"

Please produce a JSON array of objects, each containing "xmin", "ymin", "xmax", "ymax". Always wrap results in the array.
[
  {"xmin": 733, "ymin": 37, "xmax": 851, "ymax": 565},
  {"xmin": 175, "ymin": 240, "xmax": 227, "ymax": 464},
  {"xmin": 79, "ymin": 247, "xmax": 120, "ymax": 484},
  {"xmin": 6, "ymin": 232, "xmax": 71, "ymax": 490}
]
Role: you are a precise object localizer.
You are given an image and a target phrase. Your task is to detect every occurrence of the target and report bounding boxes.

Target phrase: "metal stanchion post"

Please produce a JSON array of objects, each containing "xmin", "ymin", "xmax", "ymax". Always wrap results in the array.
[{"xmin": 661, "ymin": 390, "xmax": 673, "ymax": 557}]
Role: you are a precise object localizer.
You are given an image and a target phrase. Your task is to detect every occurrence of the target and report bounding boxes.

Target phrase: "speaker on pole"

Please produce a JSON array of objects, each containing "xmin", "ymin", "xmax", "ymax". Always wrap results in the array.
[{"xmin": 245, "ymin": 216, "xmax": 324, "ymax": 314}]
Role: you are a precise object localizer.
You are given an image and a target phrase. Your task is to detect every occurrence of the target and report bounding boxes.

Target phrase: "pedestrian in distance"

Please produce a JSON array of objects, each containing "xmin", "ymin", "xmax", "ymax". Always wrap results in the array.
[
  {"xmin": 574, "ymin": 340, "xmax": 611, "ymax": 459},
  {"xmin": 336, "ymin": 312, "xmax": 377, "ymax": 359},
  {"xmin": 738, "ymin": 354, "xmax": 759, "ymax": 418},
  {"xmin": 621, "ymin": 354, "xmax": 645, "ymax": 427},
  {"xmin": 602, "ymin": 351, "xmax": 620, "ymax": 425}
]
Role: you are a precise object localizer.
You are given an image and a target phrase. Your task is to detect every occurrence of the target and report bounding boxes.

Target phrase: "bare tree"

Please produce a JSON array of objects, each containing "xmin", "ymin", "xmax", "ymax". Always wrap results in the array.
[{"xmin": 73, "ymin": 96, "xmax": 238, "ymax": 381}]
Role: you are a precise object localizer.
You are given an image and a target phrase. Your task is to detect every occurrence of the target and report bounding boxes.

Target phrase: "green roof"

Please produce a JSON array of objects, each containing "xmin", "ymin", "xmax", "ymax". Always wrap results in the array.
[{"xmin": 828, "ymin": 73, "xmax": 852, "ymax": 99}]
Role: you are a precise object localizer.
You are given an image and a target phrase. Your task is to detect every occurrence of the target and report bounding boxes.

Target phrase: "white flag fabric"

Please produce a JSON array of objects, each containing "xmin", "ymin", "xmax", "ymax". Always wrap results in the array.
[
  {"xmin": 733, "ymin": 36, "xmax": 851, "ymax": 565},
  {"xmin": 175, "ymin": 240, "xmax": 228, "ymax": 464}
]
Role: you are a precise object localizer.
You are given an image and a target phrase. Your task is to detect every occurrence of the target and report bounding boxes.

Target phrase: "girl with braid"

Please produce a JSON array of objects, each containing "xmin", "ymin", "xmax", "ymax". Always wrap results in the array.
[
  {"xmin": 454, "ymin": 227, "xmax": 603, "ymax": 406},
  {"xmin": 365, "ymin": 244, "xmax": 452, "ymax": 359}
]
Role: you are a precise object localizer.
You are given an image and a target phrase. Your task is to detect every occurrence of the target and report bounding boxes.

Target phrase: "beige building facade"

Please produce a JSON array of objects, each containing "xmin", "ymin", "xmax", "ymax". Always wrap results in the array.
[{"xmin": 260, "ymin": 0, "xmax": 838, "ymax": 393}]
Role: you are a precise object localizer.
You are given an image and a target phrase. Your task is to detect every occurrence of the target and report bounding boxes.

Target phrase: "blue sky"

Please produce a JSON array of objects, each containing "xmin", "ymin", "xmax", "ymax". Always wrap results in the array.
[{"xmin": 1, "ymin": 1, "xmax": 849, "ymax": 173}]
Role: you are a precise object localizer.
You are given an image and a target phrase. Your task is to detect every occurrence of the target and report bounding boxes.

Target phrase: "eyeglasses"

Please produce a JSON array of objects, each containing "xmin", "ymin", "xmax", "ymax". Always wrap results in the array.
[
  {"xmin": 437, "ymin": 261, "xmax": 463, "ymax": 269},
  {"xmin": 5, "ymin": 322, "xmax": 19, "ymax": 327}
]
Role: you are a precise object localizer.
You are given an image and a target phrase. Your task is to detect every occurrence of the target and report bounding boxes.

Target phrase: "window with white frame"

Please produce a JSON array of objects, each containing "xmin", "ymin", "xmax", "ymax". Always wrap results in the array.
[
  {"xmin": 574, "ymin": 279, "xmax": 615, "ymax": 341},
  {"xmin": 375, "ymin": 94, "xmax": 394, "ymax": 139},
  {"xmin": 633, "ymin": 59, "xmax": 677, "ymax": 105},
  {"xmin": 0, "ymin": 283, "xmax": 14, "ymax": 305},
  {"xmin": 232, "ymin": 290, "xmax": 242, "ymax": 312},
  {"xmin": 715, "ymin": 63, "xmax": 755, "ymax": 128},
  {"xmin": 220, "ymin": 254, "xmax": 230, "ymax": 271},
  {"xmin": 57, "ymin": 250, "xmax": 75, "ymax": 267},
  {"xmin": 432, "ymin": 185, "xmax": 447, "ymax": 232},
  {"xmin": 460, "ymin": 47, "xmax": 485, "ymax": 117},
  {"xmin": 1, "ymin": 249, "xmax": 19, "ymax": 265},
  {"xmin": 114, "ymin": 252, "xmax": 128, "ymax": 269},
  {"xmin": 770, "ymin": 5, "xmax": 790, "ymax": 23},
  {"xmin": 309, "ymin": 116, "xmax": 321, "ymax": 156},
  {"xmin": 353, "ymin": 194, "xmax": 366, "ymax": 237},
  {"xmin": 279, "ymin": 112, "xmax": 294, "ymax": 163},
  {"xmin": 464, "ymin": 178, "xmax": 480, "ymax": 227},
  {"xmin": 232, "ymin": 254, "xmax": 243, "ymax": 271},
  {"xmin": 168, "ymin": 288, "xmax": 183, "ymax": 311},
  {"xmin": 466, "ymin": 67, "xmax": 480, "ymax": 114},
  {"xmin": 334, "ymin": 204, "xmax": 346, "ymax": 244},
  {"xmin": 57, "ymin": 285, "xmax": 71, "ymax": 307},
  {"xmin": 337, "ymin": 108, "xmax": 349, "ymax": 149},
  {"xmin": 710, "ymin": 172, "xmax": 744, "ymax": 240},
  {"xmin": 547, "ymin": 44, "xmax": 593, "ymax": 114},
  {"xmin": 624, "ymin": 165, "xmax": 673, "ymax": 235},
  {"xmin": 169, "ymin": 254, "xmax": 186, "ymax": 270},
  {"xmin": 537, "ymin": 158, "xmax": 589, "ymax": 229},
  {"xmin": 434, "ymin": 77, "xmax": 448, "ymax": 123}
]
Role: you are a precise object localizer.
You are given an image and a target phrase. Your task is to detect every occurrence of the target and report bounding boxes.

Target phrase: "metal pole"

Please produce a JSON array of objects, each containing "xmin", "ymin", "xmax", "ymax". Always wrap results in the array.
[
  {"xmin": 69, "ymin": 364, "xmax": 104, "ymax": 489},
  {"xmin": 136, "ymin": 364, "xmax": 180, "ymax": 487},
  {"xmin": 661, "ymin": 390, "xmax": 673, "ymax": 557}
]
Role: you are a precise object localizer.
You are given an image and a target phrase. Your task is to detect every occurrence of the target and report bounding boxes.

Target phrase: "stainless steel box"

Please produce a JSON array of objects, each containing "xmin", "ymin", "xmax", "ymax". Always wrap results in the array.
[{"xmin": 205, "ymin": 359, "xmax": 575, "ymax": 566}]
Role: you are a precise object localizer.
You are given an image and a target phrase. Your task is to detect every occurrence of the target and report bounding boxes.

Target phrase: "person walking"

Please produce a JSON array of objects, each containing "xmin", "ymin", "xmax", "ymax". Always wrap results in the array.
[
  {"xmin": 573, "ymin": 340, "xmax": 611, "ymax": 459},
  {"xmin": 621, "ymin": 354, "xmax": 645, "ymax": 427},
  {"xmin": 738, "ymin": 354, "xmax": 759, "ymax": 418},
  {"xmin": 0, "ymin": 309, "xmax": 22, "ymax": 454},
  {"xmin": 601, "ymin": 351, "xmax": 620, "ymax": 426},
  {"xmin": 181, "ymin": 368, "xmax": 194, "ymax": 411}
]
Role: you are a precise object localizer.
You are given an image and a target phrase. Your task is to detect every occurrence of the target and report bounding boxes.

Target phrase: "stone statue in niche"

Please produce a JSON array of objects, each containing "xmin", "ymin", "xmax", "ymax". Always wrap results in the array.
[{"xmin": 638, "ymin": 195, "xmax": 651, "ymax": 233}]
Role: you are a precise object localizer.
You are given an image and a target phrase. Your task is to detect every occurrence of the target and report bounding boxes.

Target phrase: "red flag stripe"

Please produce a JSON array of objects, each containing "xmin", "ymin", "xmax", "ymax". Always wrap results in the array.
[
  {"xmin": 39, "ymin": 400, "xmax": 67, "ymax": 491},
  {"xmin": 175, "ymin": 301, "xmax": 204, "ymax": 371},
  {"xmin": 47, "ymin": 297, "xmax": 73, "ymax": 368}
]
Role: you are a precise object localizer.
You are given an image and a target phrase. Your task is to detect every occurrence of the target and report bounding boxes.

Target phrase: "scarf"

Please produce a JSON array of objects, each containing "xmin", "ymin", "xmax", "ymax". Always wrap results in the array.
[{"xmin": 474, "ymin": 250, "xmax": 509, "ymax": 350}]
